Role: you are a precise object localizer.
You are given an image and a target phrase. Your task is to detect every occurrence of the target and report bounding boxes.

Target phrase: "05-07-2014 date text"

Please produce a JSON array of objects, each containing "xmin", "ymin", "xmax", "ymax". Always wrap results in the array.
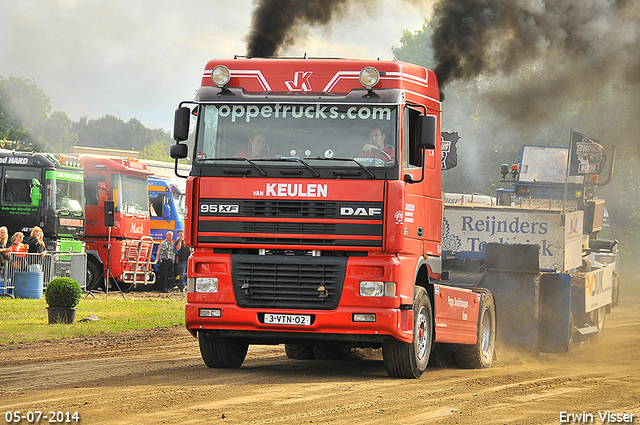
[{"xmin": 5, "ymin": 411, "xmax": 79, "ymax": 424}]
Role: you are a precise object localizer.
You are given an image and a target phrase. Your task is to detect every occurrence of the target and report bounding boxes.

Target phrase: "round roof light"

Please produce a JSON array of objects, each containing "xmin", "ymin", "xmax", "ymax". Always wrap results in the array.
[
  {"xmin": 211, "ymin": 65, "xmax": 231, "ymax": 87},
  {"xmin": 359, "ymin": 67, "xmax": 380, "ymax": 89}
]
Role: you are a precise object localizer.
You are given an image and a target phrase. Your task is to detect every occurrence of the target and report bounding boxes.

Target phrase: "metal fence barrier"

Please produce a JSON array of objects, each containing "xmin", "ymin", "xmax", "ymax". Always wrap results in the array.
[{"xmin": 0, "ymin": 251, "xmax": 87, "ymax": 298}]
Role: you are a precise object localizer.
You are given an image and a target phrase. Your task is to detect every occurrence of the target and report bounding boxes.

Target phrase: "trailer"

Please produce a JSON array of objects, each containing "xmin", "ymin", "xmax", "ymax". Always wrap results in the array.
[{"xmin": 441, "ymin": 141, "xmax": 618, "ymax": 352}]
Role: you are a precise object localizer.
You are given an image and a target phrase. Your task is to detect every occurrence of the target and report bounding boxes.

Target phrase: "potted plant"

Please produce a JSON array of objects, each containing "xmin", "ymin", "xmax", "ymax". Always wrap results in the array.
[{"xmin": 45, "ymin": 277, "xmax": 82, "ymax": 324}]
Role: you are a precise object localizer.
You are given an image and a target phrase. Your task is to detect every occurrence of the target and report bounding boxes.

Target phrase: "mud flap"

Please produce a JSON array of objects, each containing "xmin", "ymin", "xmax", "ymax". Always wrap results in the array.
[
  {"xmin": 539, "ymin": 273, "xmax": 572, "ymax": 353},
  {"xmin": 481, "ymin": 243, "xmax": 540, "ymax": 352}
]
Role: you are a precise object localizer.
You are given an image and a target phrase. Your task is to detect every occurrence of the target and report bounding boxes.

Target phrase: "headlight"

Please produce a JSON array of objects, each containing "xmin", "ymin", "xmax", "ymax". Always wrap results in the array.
[
  {"xmin": 359, "ymin": 67, "xmax": 380, "ymax": 89},
  {"xmin": 211, "ymin": 65, "xmax": 231, "ymax": 87},
  {"xmin": 195, "ymin": 277, "xmax": 219, "ymax": 292},
  {"xmin": 359, "ymin": 281, "xmax": 396, "ymax": 297}
]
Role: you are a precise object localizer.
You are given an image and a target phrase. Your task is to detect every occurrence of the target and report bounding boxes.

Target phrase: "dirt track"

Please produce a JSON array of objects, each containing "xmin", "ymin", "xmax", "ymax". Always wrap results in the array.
[{"xmin": 1, "ymin": 293, "xmax": 640, "ymax": 425}]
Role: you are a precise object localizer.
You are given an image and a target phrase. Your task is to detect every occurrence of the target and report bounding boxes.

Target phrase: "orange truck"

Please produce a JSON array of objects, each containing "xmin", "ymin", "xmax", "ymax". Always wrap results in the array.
[
  {"xmin": 82, "ymin": 157, "xmax": 156, "ymax": 292},
  {"xmin": 170, "ymin": 58, "xmax": 496, "ymax": 378}
]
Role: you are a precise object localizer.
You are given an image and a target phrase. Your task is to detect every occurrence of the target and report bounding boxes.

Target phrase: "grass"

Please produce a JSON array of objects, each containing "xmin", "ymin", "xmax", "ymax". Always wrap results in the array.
[{"xmin": 0, "ymin": 293, "xmax": 186, "ymax": 344}]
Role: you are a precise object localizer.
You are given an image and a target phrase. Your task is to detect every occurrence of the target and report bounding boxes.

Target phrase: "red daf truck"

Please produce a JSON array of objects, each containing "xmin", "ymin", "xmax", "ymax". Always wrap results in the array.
[
  {"xmin": 82, "ymin": 157, "xmax": 156, "ymax": 292},
  {"xmin": 170, "ymin": 58, "xmax": 496, "ymax": 378}
]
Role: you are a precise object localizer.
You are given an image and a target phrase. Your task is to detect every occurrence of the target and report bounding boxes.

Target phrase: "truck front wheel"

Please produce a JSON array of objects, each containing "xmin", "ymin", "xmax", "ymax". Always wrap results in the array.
[
  {"xmin": 86, "ymin": 259, "xmax": 103, "ymax": 291},
  {"xmin": 453, "ymin": 292, "xmax": 496, "ymax": 369},
  {"xmin": 382, "ymin": 286, "xmax": 432, "ymax": 379},
  {"xmin": 199, "ymin": 332, "xmax": 248, "ymax": 368}
]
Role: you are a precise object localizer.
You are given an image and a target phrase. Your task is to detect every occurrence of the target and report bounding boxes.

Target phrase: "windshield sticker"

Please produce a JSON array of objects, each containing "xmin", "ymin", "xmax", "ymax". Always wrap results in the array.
[{"xmin": 217, "ymin": 104, "xmax": 393, "ymax": 123}]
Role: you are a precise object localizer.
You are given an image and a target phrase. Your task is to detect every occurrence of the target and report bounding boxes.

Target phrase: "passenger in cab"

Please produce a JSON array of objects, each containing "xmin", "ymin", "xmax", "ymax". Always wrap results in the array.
[{"xmin": 233, "ymin": 132, "xmax": 272, "ymax": 159}]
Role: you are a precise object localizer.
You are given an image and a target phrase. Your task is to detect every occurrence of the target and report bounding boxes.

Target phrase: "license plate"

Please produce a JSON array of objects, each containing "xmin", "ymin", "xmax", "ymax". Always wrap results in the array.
[{"xmin": 263, "ymin": 313, "xmax": 311, "ymax": 326}]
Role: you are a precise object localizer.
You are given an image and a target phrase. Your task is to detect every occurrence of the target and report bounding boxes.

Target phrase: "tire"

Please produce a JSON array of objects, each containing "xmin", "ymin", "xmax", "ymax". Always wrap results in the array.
[
  {"xmin": 118, "ymin": 282, "xmax": 134, "ymax": 293},
  {"xmin": 593, "ymin": 306, "xmax": 606, "ymax": 332},
  {"xmin": 284, "ymin": 344, "xmax": 315, "ymax": 360},
  {"xmin": 312, "ymin": 344, "xmax": 351, "ymax": 360},
  {"xmin": 453, "ymin": 292, "xmax": 496, "ymax": 369},
  {"xmin": 612, "ymin": 272, "xmax": 620, "ymax": 307},
  {"xmin": 199, "ymin": 332, "xmax": 249, "ymax": 368},
  {"xmin": 382, "ymin": 286, "xmax": 432, "ymax": 379},
  {"xmin": 85, "ymin": 259, "xmax": 104, "ymax": 291},
  {"xmin": 428, "ymin": 343, "xmax": 455, "ymax": 368}
]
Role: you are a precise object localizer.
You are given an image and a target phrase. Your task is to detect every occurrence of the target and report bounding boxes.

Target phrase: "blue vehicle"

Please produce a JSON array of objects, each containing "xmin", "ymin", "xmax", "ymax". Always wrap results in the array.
[{"xmin": 148, "ymin": 176, "xmax": 184, "ymax": 247}]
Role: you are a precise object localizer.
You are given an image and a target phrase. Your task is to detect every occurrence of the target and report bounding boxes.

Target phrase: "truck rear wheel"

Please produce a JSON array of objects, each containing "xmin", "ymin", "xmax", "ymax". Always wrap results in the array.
[
  {"xmin": 312, "ymin": 344, "xmax": 351, "ymax": 360},
  {"xmin": 284, "ymin": 344, "xmax": 315, "ymax": 360},
  {"xmin": 612, "ymin": 272, "xmax": 620, "ymax": 307},
  {"xmin": 199, "ymin": 332, "xmax": 248, "ymax": 368},
  {"xmin": 453, "ymin": 292, "xmax": 496, "ymax": 369},
  {"xmin": 382, "ymin": 286, "xmax": 432, "ymax": 379}
]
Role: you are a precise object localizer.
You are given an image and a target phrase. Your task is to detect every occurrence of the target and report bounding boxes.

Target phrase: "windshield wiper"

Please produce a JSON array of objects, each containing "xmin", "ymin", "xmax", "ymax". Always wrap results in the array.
[
  {"xmin": 217, "ymin": 157, "xmax": 267, "ymax": 176},
  {"xmin": 312, "ymin": 157, "xmax": 376, "ymax": 179},
  {"xmin": 259, "ymin": 157, "xmax": 321, "ymax": 178}
]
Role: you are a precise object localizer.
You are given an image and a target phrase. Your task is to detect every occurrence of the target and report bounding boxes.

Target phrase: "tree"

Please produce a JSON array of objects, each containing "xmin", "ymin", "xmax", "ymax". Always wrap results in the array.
[
  {"xmin": 139, "ymin": 141, "xmax": 172, "ymax": 162},
  {"xmin": 0, "ymin": 76, "xmax": 76, "ymax": 151},
  {"xmin": 71, "ymin": 115, "xmax": 173, "ymax": 154}
]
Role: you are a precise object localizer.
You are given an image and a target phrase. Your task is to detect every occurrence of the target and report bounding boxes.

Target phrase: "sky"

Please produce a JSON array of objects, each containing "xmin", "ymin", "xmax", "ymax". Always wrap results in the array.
[{"xmin": 0, "ymin": 0, "xmax": 431, "ymax": 132}]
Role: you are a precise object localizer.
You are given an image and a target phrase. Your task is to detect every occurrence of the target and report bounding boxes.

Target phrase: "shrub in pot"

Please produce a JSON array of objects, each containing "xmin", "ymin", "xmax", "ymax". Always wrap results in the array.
[{"xmin": 45, "ymin": 277, "xmax": 82, "ymax": 324}]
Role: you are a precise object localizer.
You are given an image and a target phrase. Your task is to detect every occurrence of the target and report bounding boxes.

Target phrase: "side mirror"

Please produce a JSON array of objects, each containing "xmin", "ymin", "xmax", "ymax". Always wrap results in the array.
[
  {"xmin": 419, "ymin": 115, "xmax": 437, "ymax": 150},
  {"xmin": 170, "ymin": 143, "xmax": 188, "ymax": 159},
  {"xmin": 173, "ymin": 107, "xmax": 191, "ymax": 142},
  {"xmin": 30, "ymin": 184, "xmax": 42, "ymax": 206},
  {"xmin": 97, "ymin": 182, "xmax": 107, "ymax": 208},
  {"xmin": 163, "ymin": 204, "xmax": 171, "ymax": 222}
]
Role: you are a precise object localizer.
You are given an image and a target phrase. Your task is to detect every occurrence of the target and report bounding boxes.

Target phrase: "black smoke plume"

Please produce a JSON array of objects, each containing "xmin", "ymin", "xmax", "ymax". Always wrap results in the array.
[
  {"xmin": 247, "ymin": 0, "xmax": 350, "ymax": 57},
  {"xmin": 430, "ymin": 1, "xmax": 640, "ymax": 109}
]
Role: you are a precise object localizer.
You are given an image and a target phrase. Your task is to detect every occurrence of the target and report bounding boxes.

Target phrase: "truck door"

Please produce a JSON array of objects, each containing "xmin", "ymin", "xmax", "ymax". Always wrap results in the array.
[{"xmin": 401, "ymin": 106, "xmax": 442, "ymax": 255}]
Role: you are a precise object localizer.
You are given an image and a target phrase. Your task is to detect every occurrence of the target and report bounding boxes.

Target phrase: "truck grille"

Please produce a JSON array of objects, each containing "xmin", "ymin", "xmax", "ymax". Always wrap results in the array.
[
  {"xmin": 198, "ymin": 199, "xmax": 383, "ymax": 248},
  {"xmin": 231, "ymin": 254, "xmax": 346, "ymax": 310},
  {"xmin": 244, "ymin": 200, "xmax": 337, "ymax": 218}
]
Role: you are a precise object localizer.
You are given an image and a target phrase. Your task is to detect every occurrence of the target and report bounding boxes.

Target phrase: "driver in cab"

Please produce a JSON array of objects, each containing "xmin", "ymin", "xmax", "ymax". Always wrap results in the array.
[{"xmin": 359, "ymin": 127, "xmax": 394, "ymax": 161}]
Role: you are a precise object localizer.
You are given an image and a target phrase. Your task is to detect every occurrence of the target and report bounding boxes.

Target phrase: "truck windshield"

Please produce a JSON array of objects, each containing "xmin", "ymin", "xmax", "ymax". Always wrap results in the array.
[
  {"xmin": 51, "ymin": 179, "xmax": 84, "ymax": 213},
  {"xmin": 518, "ymin": 146, "xmax": 583, "ymax": 184},
  {"xmin": 111, "ymin": 174, "xmax": 149, "ymax": 216},
  {"xmin": 46, "ymin": 170, "xmax": 84, "ymax": 213},
  {"xmin": 194, "ymin": 103, "xmax": 397, "ymax": 165}
]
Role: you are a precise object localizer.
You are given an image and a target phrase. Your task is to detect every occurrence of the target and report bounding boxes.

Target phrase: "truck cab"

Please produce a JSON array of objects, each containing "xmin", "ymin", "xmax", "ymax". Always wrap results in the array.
[
  {"xmin": 170, "ymin": 58, "xmax": 497, "ymax": 378},
  {"xmin": 148, "ymin": 175, "xmax": 184, "ymax": 248},
  {"xmin": 82, "ymin": 157, "xmax": 156, "ymax": 291},
  {"xmin": 0, "ymin": 151, "xmax": 84, "ymax": 251}
]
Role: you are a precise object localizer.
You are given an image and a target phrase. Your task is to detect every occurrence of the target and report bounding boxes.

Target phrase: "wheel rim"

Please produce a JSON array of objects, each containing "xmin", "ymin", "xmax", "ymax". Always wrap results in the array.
[
  {"xmin": 416, "ymin": 306, "xmax": 429, "ymax": 360},
  {"xmin": 480, "ymin": 308, "xmax": 493, "ymax": 356}
]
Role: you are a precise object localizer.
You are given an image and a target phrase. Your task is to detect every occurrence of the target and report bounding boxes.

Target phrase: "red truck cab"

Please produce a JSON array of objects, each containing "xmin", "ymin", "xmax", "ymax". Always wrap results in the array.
[
  {"xmin": 171, "ymin": 58, "xmax": 495, "ymax": 378},
  {"xmin": 83, "ymin": 157, "xmax": 156, "ymax": 292}
]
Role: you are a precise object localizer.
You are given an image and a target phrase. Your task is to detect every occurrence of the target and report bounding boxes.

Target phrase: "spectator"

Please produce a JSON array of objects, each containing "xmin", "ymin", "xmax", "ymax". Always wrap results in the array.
[
  {"xmin": 157, "ymin": 231, "xmax": 176, "ymax": 293},
  {"xmin": 0, "ymin": 226, "xmax": 10, "ymax": 274},
  {"xmin": 174, "ymin": 229, "xmax": 190, "ymax": 292},
  {"xmin": 25, "ymin": 226, "xmax": 47, "ymax": 272},
  {"xmin": 8, "ymin": 232, "xmax": 28, "ymax": 271}
]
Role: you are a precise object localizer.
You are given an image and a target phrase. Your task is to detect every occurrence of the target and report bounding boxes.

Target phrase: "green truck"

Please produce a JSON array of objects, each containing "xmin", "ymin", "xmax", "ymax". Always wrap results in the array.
[{"xmin": 0, "ymin": 150, "xmax": 84, "ymax": 252}]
